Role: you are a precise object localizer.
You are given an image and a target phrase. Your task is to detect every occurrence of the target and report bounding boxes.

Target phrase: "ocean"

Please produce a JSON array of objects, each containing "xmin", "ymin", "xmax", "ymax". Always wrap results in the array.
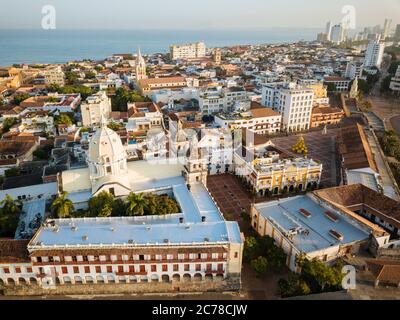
[{"xmin": 0, "ymin": 28, "xmax": 320, "ymax": 66}]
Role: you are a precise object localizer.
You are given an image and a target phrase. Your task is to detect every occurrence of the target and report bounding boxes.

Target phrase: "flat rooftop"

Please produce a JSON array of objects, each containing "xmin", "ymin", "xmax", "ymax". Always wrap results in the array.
[
  {"xmin": 32, "ymin": 160, "xmax": 242, "ymax": 248},
  {"xmin": 254, "ymin": 195, "xmax": 369, "ymax": 253}
]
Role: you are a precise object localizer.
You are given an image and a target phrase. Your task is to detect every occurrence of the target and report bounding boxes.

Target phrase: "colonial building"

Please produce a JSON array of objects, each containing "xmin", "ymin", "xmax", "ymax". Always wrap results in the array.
[
  {"xmin": 234, "ymin": 140, "xmax": 322, "ymax": 196},
  {"xmin": 135, "ymin": 48, "xmax": 147, "ymax": 81},
  {"xmin": 310, "ymin": 105, "xmax": 344, "ymax": 128},
  {"xmin": 251, "ymin": 188, "xmax": 390, "ymax": 271}
]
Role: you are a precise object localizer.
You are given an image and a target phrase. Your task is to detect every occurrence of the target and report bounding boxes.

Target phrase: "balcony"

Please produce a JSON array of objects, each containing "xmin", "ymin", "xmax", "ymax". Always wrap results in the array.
[{"xmin": 115, "ymin": 271, "xmax": 147, "ymax": 276}]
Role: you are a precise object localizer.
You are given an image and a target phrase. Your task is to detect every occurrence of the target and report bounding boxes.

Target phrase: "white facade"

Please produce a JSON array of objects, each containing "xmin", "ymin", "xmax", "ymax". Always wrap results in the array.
[
  {"xmin": 43, "ymin": 66, "xmax": 65, "ymax": 87},
  {"xmin": 330, "ymin": 24, "xmax": 345, "ymax": 44},
  {"xmin": 170, "ymin": 42, "xmax": 206, "ymax": 60},
  {"xmin": 81, "ymin": 91, "xmax": 112, "ymax": 127},
  {"xmin": 261, "ymin": 83, "xmax": 314, "ymax": 132},
  {"xmin": 345, "ymin": 61, "xmax": 364, "ymax": 80},
  {"xmin": 364, "ymin": 38, "xmax": 385, "ymax": 69},
  {"xmin": 390, "ymin": 66, "xmax": 400, "ymax": 94},
  {"xmin": 198, "ymin": 87, "xmax": 226, "ymax": 115}
]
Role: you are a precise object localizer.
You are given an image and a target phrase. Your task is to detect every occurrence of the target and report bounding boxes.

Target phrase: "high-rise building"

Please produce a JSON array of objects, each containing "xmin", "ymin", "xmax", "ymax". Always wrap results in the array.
[
  {"xmin": 261, "ymin": 82, "xmax": 314, "ymax": 132},
  {"xmin": 170, "ymin": 42, "xmax": 206, "ymax": 60},
  {"xmin": 390, "ymin": 66, "xmax": 400, "ymax": 94},
  {"xmin": 325, "ymin": 21, "xmax": 332, "ymax": 41},
  {"xmin": 81, "ymin": 91, "xmax": 112, "ymax": 127},
  {"xmin": 330, "ymin": 24, "xmax": 345, "ymax": 44},
  {"xmin": 395, "ymin": 24, "xmax": 400, "ymax": 40},
  {"xmin": 382, "ymin": 19, "xmax": 392, "ymax": 40},
  {"xmin": 364, "ymin": 36, "xmax": 385, "ymax": 69},
  {"xmin": 213, "ymin": 48, "xmax": 221, "ymax": 65}
]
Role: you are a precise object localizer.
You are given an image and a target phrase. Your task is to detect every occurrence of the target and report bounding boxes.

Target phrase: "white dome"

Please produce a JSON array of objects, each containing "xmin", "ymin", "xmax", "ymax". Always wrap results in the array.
[{"xmin": 88, "ymin": 126, "xmax": 126, "ymax": 164}]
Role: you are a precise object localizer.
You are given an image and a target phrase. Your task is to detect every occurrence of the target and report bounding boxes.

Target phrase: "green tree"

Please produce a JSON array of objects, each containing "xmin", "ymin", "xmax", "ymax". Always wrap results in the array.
[
  {"xmin": 250, "ymin": 256, "xmax": 268, "ymax": 275},
  {"xmin": 298, "ymin": 257, "xmax": 344, "ymax": 292},
  {"xmin": 0, "ymin": 195, "xmax": 21, "ymax": 237},
  {"xmin": 13, "ymin": 93, "xmax": 30, "ymax": 105},
  {"xmin": 65, "ymin": 71, "xmax": 80, "ymax": 85},
  {"xmin": 278, "ymin": 273, "xmax": 311, "ymax": 298},
  {"xmin": 85, "ymin": 71, "xmax": 96, "ymax": 80},
  {"xmin": 54, "ymin": 113, "xmax": 73, "ymax": 126},
  {"xmin": 4, "ymin": 167, "xmax": 20, "ymax": 178},
  {"xmin": 107, "ymin": 121, "xmax": 123, "ymax": 132},
  {"xmin": 51, "ymin": 192, "xmax": 74, "ymax": 218},
  {"xmin": 88, "ymin": 191, "xmax": 114, "ymax": 217},
  {"xmin": 126, "ymin": 192, "xmax": 148, "ymax": 216}
]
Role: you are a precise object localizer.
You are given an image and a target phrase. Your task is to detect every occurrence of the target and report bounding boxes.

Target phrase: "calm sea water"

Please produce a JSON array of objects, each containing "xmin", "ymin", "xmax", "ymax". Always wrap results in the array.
[{"xmin": 0, "ymin": 29, "xmax": 320, "ymax": 66}]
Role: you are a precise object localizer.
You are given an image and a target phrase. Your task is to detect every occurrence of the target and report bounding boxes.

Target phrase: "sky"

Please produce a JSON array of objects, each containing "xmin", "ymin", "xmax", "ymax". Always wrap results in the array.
[{"xmin": 0, "ymin": 0, "xmax": 399, "ymax": 30}]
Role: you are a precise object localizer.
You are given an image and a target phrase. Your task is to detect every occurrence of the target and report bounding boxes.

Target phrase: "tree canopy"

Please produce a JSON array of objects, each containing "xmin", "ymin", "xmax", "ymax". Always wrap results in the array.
[{"xmin": 0, "ymin": 195, "xmax": 21, "ymax": 237}]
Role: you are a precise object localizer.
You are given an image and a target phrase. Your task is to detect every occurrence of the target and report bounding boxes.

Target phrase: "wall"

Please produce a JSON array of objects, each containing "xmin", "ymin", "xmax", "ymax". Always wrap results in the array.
[{"xmin": 1, "ymin": 276, "xmax": 241, "ymax": 296}]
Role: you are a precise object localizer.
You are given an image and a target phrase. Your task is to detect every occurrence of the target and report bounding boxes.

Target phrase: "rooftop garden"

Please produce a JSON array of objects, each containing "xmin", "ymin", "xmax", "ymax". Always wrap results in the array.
[{"xmin": 51, "ymin": 191, "xmax": 180, "ymax": 219}]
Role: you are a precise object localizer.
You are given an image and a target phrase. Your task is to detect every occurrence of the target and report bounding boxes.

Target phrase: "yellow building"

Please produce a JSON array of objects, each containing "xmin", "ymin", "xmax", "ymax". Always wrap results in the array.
[
  {"xmin": 234, "ymin": 142, "xmax": 322, "ymax": 196},
  {"xmin": 306, "ymin": 82, "xmax": 328, "ymax": 100}
]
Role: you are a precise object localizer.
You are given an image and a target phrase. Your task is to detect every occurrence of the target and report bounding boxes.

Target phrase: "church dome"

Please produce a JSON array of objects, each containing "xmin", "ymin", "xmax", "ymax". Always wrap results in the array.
[{"xmin": 88, "ymin": 125, "xmax": 126, "ymax": 164}]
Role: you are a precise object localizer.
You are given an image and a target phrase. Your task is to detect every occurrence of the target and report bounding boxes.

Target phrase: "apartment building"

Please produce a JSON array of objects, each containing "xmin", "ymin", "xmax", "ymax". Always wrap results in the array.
[
  {"xmin": 43, "ymin": 66, "xmax": 65, "ymax": 87},
  {"xmin": 390, "ymin": 66, "xmax": 400, "ymax": 95},
  {"xmin": 198, "ymin": 87, "xmax": 226, "ymax": 115},
  {"xmin": 81, "ymin": 91, "xmax": 112, "ymax": 127},
  {"xmin": 323, "ymin": 76, "xmax": 351, "ymax": 92},
  {"xmin": 364, "ymin": 37, "xmax": 385, "ymax": 69},
  {"xmin": 215, "ymin": 106, "xmax": 282, "ymax": 135},
  {"xmin": 223, "ymin": 87, "xmax": 248, "ymax": 110},
  {"xmin": 170, "ymin": 42, "xmax": 206, "ymax": 60},
  {"xmin": 261, "ymin": 82, "xmax": 314, "ymax": 132}
]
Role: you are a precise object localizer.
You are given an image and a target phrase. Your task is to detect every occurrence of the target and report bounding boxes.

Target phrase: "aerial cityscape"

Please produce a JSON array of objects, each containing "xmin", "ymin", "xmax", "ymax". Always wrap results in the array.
[{"xmin": 0, "ymin": 0, "xmax": 400, "ymax": 306}]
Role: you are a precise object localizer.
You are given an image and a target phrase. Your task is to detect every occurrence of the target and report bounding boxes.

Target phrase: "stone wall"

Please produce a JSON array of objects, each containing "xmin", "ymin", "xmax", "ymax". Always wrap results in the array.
[{"xmin": 1, "ymin": 276, "xmax": 241, "ymax": 296}]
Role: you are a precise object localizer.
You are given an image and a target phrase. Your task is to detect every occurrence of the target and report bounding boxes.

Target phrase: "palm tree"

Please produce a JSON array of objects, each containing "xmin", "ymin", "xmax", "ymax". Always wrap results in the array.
[
  {"xmin": 126, "ymin": 192, "xmax": 147, "ymax": 216},
  {"xmin": 0, "ymin": 194, "xmax": 21, "ymax": 216},
  {"xmin": 51, "ymin": 192, "xmax": 74, "ymax": 218}
]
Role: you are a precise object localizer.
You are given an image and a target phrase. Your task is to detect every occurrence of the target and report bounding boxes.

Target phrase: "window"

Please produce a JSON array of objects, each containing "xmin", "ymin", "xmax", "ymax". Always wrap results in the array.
[
  {"xmin": 26, "ymin": 267, "xmax": 32, "ymax": 273},
  {"xmin": 129, "ymin": 266, "xmax": 135, "ymax": 273},
  {"xmin": 61, "ymin": 267, "xmax": 68, "ymax": 274},
  {"xmin": 37, "ymin": 257, "xmax": 42, "ymax": 263},
  {"xmin": 106, "ymin": 166, "xmax": 111, "ymax": 174},
  {"xmin": 151, "ymin": 265, "xmax": 156, "ymax": 272},
  {"xmin": 84, "ymin": 266, "xmax": 90, "ymax": 273},
  {"xmin": 73, "ymin": 266, "xmax": 79, "ymax": 274},
  {"xmin": 15, "ymin": 267, "xmax": 21, "ymax": 273},
  {"xmin": 106, "ymin": 266, "xmax": 112, "ymax": 273},
  {"xmin": 95, "ymin": 266, "xmax": 101, "ymax": 273},
  {"xmin": 217, "ymin": 264, "xmax": 223, "ymax": 271},
  {"xmin": 162, "ymin": 265, "xmax": 168, "ymax": 272},
  {"xmin": 139, "ymin": 265, "xmax": 145, "ymax": 272},
  {"xmin": 72, "ymin": 256, "xmax": 77, "ymax": 262},
  {"xmin": 83, "ymin": 256, "xmax": 88, "ymax": 262},
  {"xmin": 234, "ymin": 252, "xmax": 238, "ymax": 258},
  {"xmin": 139, "ymin": 255, "xmax": 145, "ymax": 261},
  {"xmin": 118, "ymin": 266, "xmax": 124, "ymax": 273},
  {"xmin": 195, "ymin": 264, "xmax": 201, "ymax": 271},
  {"xmin": 173, "ymin": 264, "xmax": 179, "ymax": 272},
  {"xmin": 206, "ymin": 264, "xmax": 212, "ymax": 271},
  {"xmin": 184, "ymin": 264, "xmax": 190, "ymax": 271}
]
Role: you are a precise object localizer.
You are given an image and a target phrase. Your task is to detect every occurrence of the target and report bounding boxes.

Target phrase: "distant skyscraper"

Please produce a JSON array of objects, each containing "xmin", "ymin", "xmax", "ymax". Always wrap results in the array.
[
  {"xmin": 325, "ymin": 21, "xmax": 332, "ymax": 41},
  {"xmin": 364, "ymin": 36, "xmax": 385, "ymax": 69},
  {"xmin": 330, "ymin": 24, "xmax": 345, "ymax": 44},
  {"xmin": 382, "ymin": 19, "xmax": 392, "ymax": 39},
  {"xmin": 395, "ymin": 24, "xmax": 400, "ymax": 40}
]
